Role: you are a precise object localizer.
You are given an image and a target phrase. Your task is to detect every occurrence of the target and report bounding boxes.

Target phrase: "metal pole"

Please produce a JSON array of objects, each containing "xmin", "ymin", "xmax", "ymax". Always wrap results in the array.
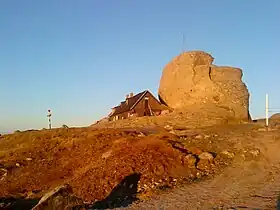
[{"xmin": 266, "ymin": 94, "xmax": 269, "ymax": 127}]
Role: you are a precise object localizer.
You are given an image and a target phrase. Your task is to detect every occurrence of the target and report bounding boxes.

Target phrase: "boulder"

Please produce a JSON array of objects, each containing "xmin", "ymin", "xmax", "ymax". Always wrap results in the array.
[
  {"xmin": 198, "ymin": 152, "xmax": 214, "ymax": 162},
  {"xmin": 32, "ymin": 184, "xmax": 84, "ymax": 210},
  {"xmin": 197, "ymin": 159, "xmax": 212, "ymax": 172},
  {"xmin": 158, "ymin": 51, "xmax": 251, "ymax": 122}
]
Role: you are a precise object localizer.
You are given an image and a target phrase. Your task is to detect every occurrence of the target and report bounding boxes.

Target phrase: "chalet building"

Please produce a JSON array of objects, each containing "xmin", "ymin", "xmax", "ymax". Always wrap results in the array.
[{"xmin": 108, "ymin": 90, "xmax": 167, "ymax": 121}]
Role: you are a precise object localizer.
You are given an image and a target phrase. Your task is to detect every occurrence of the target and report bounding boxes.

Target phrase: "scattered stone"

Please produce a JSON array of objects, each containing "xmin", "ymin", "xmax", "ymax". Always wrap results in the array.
[
  {"xmin": 0, "ymin": 168, "xmax": 8, "ymax": 180},
  {"xmin": 26, "ymin": 191, "xmax": 35, "ymax": 199},
  {"xmin": 249, "ymin": 149, "xmax": 260, "ymax": 157},
  {"xmin": 257, "ymin": 127, "xmax": 274, "ymax": 132},
  {"xmin": 198, "ymin": 152, "xmax": 214, "ymax": 162},
  {"xmin": 137, "ymin": 132, "xmax": 146, "ymax": 137},
  {"xmin": 101, "ymin": 150, "xmax": 112, "ymax": 159},
  {"xmin": 258, "ymin": 127, "xmax": 268, "ymax": 132},
  {"xmin": 195, "ymin": 135, "xmax": 203, "ymax": 139},
  {"xmin": 26, "ymin": 158, "xmax": 33, "ymax": 161},
  {"xmin": 220, "ymin": 151, "xmax": 235, "ymax": 159},
  {"xmin": 197, "ymin": 160, "xmax": 211, "ymax": 171},
  {"xmin": 171, "ymin": 129, "xmax": 189, "ymax": 137},
  {"xmin": 15, "ymin": 163, "xmax": 20, "ymax": 167},
  {"xmin": 204, "ymin": 135, "xmax": 211, "ymax": 139},
  {"xmin": 196, "ymin": 172, "xmax": 202, "ymax": 179},
  {"xmin": 32, "ymin": 184, "xmax": 84, "ymax": 210},
  {"xmin": 154, "ymin": 164, "xmax": 165, "ymax": 176},
  {"xmin": 182, "ymin": 154, "xmax": 197, "ymax": 168},
  {"xmin": 164, "ymin": 125, "xmax": 173, "ymax": 131},
  {"xmin": 160, "ymin": 110, "xmax": 170, "ymax": 115},
  {"xmin": 243, "ymin": 148, "xmax": 261, "ymax": 160},
  {"xmin": 169, "ymin": 130, "xmax": 176, "ymax": 135}
]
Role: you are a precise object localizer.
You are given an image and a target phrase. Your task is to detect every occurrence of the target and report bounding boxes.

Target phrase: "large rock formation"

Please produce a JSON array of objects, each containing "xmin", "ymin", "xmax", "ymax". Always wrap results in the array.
[{"xmin": 158, "ymin": 51, "xmax": 250, "ymax": 122}]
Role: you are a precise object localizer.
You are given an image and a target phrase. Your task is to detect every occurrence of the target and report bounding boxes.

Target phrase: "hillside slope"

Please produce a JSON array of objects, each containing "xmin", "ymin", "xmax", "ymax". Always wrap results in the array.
[{"xmin": 1, "ymin": 121, "xmax": 280, "ymax": 209}]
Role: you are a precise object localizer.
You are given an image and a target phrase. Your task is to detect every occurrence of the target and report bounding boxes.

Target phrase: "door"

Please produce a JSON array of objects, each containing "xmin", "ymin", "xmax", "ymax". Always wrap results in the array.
[{"xmin": 144, "ymin": 97, "xmax": 149, "ymax": 116}]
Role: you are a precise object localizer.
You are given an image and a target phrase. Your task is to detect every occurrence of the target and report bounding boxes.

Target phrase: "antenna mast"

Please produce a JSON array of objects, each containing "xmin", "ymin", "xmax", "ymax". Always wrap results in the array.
[{"xmin": 181, "ymin": 32, "xmax": 185, "ymax": 53}]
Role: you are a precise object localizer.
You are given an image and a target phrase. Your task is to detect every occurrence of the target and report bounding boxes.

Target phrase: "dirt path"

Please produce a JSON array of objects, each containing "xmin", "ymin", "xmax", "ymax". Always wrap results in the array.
[{"xmin": 123, "ymin": 128, "xmax": 280, "ymax": 209}]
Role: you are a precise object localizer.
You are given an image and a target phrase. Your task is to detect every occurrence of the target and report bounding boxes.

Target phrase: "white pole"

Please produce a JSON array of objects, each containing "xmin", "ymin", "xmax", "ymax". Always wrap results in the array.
[{"xmin": 266, "ymin": 94, "xmax": 269, "ymax": 127}]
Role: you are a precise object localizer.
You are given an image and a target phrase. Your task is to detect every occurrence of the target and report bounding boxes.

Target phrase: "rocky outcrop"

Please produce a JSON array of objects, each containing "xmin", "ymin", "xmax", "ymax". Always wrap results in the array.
[{"xmin": 158, "ymin": 51, "xmax": 251, "ymax": 121}]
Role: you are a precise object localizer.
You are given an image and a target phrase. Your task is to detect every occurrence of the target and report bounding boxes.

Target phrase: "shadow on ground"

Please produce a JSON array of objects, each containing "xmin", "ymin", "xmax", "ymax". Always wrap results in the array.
[
  {"xmin": 0, "ymin": 197, "xmax": 39, "ymax": 210},
  {"xmin": 87, "ymin": 173, "xmax": 141, "ymax": 209}
]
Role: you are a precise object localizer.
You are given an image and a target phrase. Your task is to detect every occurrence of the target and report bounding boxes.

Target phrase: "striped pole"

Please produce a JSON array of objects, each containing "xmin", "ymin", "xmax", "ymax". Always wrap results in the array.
[{"xmin": 47, "ymin": 109, "xmax": 52, "ymax": 129}]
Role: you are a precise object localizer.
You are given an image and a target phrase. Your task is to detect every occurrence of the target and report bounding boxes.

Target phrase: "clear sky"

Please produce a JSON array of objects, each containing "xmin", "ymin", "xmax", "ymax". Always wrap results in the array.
[{"xmin": 0, "ymin": 1, "xmax": 279, "ymax": 133}]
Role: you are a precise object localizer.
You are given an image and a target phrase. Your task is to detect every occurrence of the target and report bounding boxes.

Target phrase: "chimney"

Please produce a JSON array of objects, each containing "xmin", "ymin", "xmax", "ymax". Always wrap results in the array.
[
  {"xmin": 126, "ymin": 94, "xmax": 129, "ymax": 99},
  {"xmin": 129, "ymin": 92, "xmax": 133, "ymax": 98}
]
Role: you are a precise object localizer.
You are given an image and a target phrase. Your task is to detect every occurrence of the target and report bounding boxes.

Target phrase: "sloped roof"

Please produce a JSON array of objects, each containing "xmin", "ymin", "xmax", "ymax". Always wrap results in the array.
[{"xmin": 110, "ymin": 90, "xmax": 148, "ymax": 116}]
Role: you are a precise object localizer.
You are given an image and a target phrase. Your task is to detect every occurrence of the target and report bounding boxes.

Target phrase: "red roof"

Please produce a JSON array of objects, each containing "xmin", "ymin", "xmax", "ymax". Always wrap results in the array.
[{"xmin": 110, "ymin": 90, "xmax": 148, "ymax": 116}]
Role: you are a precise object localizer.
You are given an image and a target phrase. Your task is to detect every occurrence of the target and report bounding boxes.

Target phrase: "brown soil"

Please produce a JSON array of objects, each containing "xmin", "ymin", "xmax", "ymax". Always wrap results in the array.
[
  {"xmin": 1, "ymin": 118, "xmax": 280, "ymax": 209},
  {"xmin": 0, "ymin": 127, "xmax": 226, "ymax": 204}
]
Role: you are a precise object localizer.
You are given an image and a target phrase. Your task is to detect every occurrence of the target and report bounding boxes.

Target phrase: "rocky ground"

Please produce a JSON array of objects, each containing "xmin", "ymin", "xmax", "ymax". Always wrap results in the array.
[
  {"xmin": 0, "ymin": 118, "xmax": 280, "ymax": 209},
  {"xmin": 120, "ymin": 122, "xmax": 280, "ymax": 209}
]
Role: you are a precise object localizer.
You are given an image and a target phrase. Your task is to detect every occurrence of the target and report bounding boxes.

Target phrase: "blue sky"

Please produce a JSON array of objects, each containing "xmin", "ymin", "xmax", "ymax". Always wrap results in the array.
[{"xmin": 0, "ymin": 0, "xmax": 279, "ymax": 133}]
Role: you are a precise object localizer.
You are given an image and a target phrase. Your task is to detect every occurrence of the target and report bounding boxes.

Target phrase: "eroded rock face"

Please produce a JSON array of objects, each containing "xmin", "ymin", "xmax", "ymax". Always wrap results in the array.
[{"xmin": 158, "ymin": 51, "xmax": 250, "ymax": 121}]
